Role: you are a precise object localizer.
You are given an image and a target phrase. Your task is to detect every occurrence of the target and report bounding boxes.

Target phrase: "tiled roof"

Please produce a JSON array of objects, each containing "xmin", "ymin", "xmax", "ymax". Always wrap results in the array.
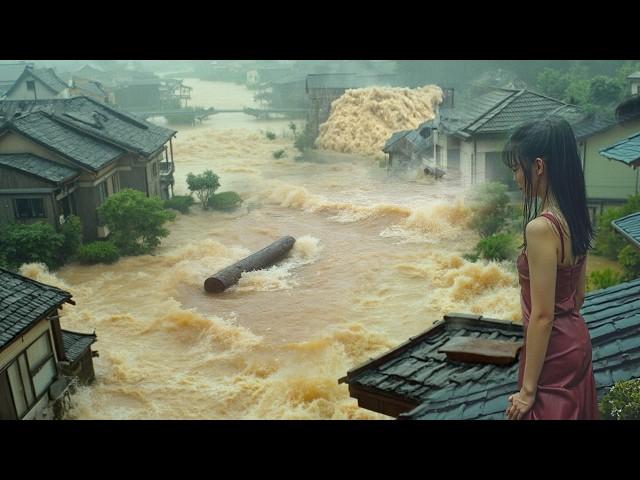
[
  {"xmin": 438, "ymin": 89, "xmax": 584, "ymax": 138},
  {"xmin": 0, "ymin": 153, "xmax": 79, "ymax": 183},
  {"xmin": 383, "ymin": 129, "xmax": 433, "ymax": 155},
  {"xmin": 571, "ymin": 115, "xmax": 617, "ymax": 140},
  {"xmin": 342, "ymin": 277, "xmax": 640, "ymax": 420},
  {"xmin": 61, "ymin": 329, "xmax": 96, "ymax": 363},
  {"xmin": 341, "ymin": 314, "xmax": 522, "ymax": 420},
  {"xmin": 8, "ymin": 111, "xmax": 124, "ymax": 171},
  {"xmin": 612, "ymin": 212, "xmax": 640, "ymax": 249},
  {"xmin": 599, "ymin": 131, "xmax": 640, "ymax": 167},
  {"xmin": 31, "ymin": 68, "xmax": 68, "ymax": 94},
  {"xmin": 627, "ymin": 72, "xmax": 640, "ymax": 80},
  {"xmin": 0, "ymin": 268, "xmax": 72, "ymax": 351},
  {"xmin": 0, "ymin": 96, "xmax": 176, "ymax": 158}
]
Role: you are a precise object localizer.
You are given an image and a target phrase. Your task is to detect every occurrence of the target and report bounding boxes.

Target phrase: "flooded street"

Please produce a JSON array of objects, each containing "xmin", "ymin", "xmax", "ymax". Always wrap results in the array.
[{"xmin": 22, "ymin": 79, "xmax": 521, "ymax": 419}]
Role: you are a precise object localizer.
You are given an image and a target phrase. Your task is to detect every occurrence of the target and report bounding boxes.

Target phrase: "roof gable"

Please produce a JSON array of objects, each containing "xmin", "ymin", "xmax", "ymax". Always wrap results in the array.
[{"xmin": 0, "ymin": 268, "xmax": 72, "ymax": 350}]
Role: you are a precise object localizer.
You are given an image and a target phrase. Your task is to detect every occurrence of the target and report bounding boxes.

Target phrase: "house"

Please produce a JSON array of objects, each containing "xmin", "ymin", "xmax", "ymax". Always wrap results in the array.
[
  {"xmin": 572, "ymin": 94, "xmax": 640, "ymax": 219},
  {"xmin": 3, "ymin": 66, "xmax": 70, "ymax": 101},
  {"xmin": 0, "ymin": 267, "xmax": 97, "ymax": 420},
  {"xmin": 424, "ymin": 88, "xmax": 584, "ymax": 189},
  {"xmin": 0, "ymin": 96, "xmax": 177, "ymax": 241},
  {"xmin": 382, "ymin": 129, "xmax": 433, "ymax": 171},
  {"xmin": 268, "ymin": 74, "xmax": 308, "ymax": 111},
  {"xmin": 0, "ymin": 63, "xmax": 33, "ymax": 97},
  {"xmin": 306, "ymin": 73, "xmax": 400, "ymax": 141},
  {"xmin": 340, "ymin": 277, "xmax": 640, "ymax": 419}
]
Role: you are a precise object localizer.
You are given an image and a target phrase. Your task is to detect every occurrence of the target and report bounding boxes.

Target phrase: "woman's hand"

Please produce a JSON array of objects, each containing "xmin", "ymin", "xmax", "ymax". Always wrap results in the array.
[{"xmin": 506, "ymin": 389, "xmax": 536, "ymax": 420}]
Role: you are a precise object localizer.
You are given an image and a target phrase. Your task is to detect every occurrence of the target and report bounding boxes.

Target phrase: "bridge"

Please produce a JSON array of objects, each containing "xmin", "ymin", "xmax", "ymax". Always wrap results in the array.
[{"xmin": 131, "ymin": 107, "xmax": 308, "ymax": 123}]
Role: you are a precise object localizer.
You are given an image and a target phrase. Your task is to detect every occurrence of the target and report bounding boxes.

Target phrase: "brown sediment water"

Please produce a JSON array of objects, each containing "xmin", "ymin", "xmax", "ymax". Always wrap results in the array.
[{"xmin": 18, "ymin": 79, "xmax": 520, "ymax": 419}]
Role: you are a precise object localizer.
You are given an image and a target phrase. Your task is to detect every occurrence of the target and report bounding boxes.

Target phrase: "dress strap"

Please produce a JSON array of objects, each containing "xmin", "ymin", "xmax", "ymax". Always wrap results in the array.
[{"xmin": 540, "ymin": 212, "xmax": 565, "ymax": 263}]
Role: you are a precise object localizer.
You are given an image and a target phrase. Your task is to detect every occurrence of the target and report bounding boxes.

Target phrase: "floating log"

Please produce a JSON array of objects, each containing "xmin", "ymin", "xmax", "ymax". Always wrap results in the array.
[{"xmin": 204, "ymin": 236, "xmax": 296, "ymax": 293}]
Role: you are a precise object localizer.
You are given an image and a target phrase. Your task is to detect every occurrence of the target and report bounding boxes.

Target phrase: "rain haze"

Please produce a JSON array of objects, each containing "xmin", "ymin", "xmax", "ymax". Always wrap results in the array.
[{"xmin": 1, "ymin": 60, "xmax": 638, "ymax": 420}]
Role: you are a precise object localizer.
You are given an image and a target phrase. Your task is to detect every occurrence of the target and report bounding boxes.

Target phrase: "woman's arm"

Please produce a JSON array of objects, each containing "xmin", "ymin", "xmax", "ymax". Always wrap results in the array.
[
  {"xmin": 521, "ymin": 218, "xmax": 558, "ymax": 394},
  {"xmin": 575, "ymin": 256, "xmax": 587, "ymax": 310},
  {"xmin": 507, "ymin": 217, "xmax": 557, "ymax": 419}
]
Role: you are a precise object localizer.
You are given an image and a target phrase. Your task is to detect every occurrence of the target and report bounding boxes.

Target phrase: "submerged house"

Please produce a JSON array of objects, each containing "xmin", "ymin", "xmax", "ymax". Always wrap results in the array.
[
  {"xmin": 340, "ymin": 278, "xmax": 640, "ymax": 419},
  {"xmin": 306, "ymin": 73, "xmax": 399, "ymax": 141},
  {"xmin": 0, "ymin": 96, "xmax": 177, "ymax": 241},
  {"xmin": 382, "ymin": 128, "xmax": 435, "ymax": 172},
  {"xmin": 0, "ymin": 267, "xmax": 97, "ymax": 420}
]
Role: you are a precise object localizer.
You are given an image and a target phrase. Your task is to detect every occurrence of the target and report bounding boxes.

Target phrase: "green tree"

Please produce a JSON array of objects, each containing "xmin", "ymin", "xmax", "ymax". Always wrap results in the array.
[
  {"xmin": 589, "ymin": 76, "xmax": 623, "ymax": 106},
  {"xmin": 600, "ymin": 379, "xmax": 640, "ymax": 420},
  {"xmin": 536, "ymin": 68, "xmax": 570, "ymax": 99},
  {"xmin": 619, "ymin": 245, "xmax": 640, "ymax": 281},
  {"xmin": 60, "ymin": 215, "xmax": 83, "ymax": 260},
  {"xmin": 186, "ymin": 170, "xmax": 220, "ymax": 210},
  {"xmin": 474, "ymin": 233, "xmax": 517, "ymax": 261},
  {"xmin": 289, "ymin": 122, "xmax": 297, "ymax": 139},
  {"xmin": 0, "ymin": 222, "xmax": 64, "ymax": 270},
  {"xmin": 467, "ymin": 182, "xmax": 511, "ymax": 238},
  {"xmin": 593, "ymin": 195, "xmax": 640, "ymax": 259},
  {"xmin": 98, "ymin": 189, "xmax": 175, "ymax": 255}
]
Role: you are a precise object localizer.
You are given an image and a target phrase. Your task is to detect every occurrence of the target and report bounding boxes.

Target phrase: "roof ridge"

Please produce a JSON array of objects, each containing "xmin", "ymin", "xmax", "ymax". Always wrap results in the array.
[
  {"xmin": 0, "ymin": 267, "xmax": 72, "ymax": 298},
  {"xmin": 47, "ymin": 109, "xmax": 140, "ymax": 155},
  {"xmin": 461, "ymin": 89, "xmax": 521, "ymax": 133}
]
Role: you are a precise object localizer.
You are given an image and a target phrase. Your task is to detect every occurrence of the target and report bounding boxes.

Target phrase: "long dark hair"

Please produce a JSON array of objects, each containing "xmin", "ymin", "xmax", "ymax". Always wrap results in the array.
[{"xmin": 502, "ymin": 116, "xmax": 593, "ymax": 257}]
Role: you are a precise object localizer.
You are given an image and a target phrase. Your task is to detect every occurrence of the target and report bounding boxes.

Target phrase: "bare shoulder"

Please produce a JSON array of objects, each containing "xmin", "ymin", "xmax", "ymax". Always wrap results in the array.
[{"xmin": 525, "ymin": 216, "xmax": 556, "ymax": 241}]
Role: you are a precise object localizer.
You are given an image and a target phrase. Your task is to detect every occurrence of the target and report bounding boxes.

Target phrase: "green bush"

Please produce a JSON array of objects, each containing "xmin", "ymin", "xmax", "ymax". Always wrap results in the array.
[
  {"xmin": 0, "ymin": 222, "xmax": 64, "ymax": 270},
  {"xmin": 474, "ymin": 233, "xmax": 516, "ymax": 261},
  {"xmin": 272, "ymin": 149, "xmax": 287, "ymax": 159},
  {"xmin": 164, "ymin": 195, "xmax": 195, "ymax": 214},
  {"xmin": 265, "ymin": 131, "xmax": 276, "ymax": 140},
  {"xmin": 618, "ymin": 245, "xmax": 640, "ymax": 281},
  {"xmin": 461, "ymin": 253, "xmax": 479, "ymax": 263},
  {"xmin": 208, "ymin": 191, "xmax": 243, "ymax": 211},
  {"xmin": 600, "ymin": 378, "xmax": 640, "ymax": 420},
  {"xmin": 98, "ymin": 189, "xmax": 176, "ymax": 255},
  {"xmin": 467, "ymin": 182, "xmax": 511, "ymax": 238},
  {"xmin": 588, "ymin": 268, "xmax": 624, "ymax": 292},
  {"xmin": 593, "ymin": 195, "xmax": 640, "ymax": 259},
  {"xmin": 186, "ymin": 170, "xmax": 220, "ymax": 210},
  {"xmin": 77, "ymin": 241, "xmax": 120, "ymax": 264},
  {"xmin": 60, "ymin": 215, "xmax": 82, "ymax": 260}
]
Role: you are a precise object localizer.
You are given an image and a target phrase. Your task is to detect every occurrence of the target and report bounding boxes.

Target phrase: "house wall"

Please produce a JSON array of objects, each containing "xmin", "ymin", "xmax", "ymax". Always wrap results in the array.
[
  {"xmin": 579, "ymin": 119, "xmax": 640, "ymax": 202},
  {"xmin": 4, "ymin": 75, "xmax": 64, "ymax": 101},
  {"xmin": 0, "ymin": 319, "xmax": 53, "ymax": 371},
  {"xmin": 0, "ymin": 317, "xmax": 63, "ymax": 420},
  {"xmin": 0, "ymin": 167, "xmax": 58, "ymax": 228}
]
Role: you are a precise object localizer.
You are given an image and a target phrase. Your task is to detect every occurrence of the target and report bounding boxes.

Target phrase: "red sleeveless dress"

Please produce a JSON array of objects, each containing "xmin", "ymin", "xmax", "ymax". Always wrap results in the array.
[{"xmin": 516, "ymin": 212, "xmax": 599, "ymax": 420}]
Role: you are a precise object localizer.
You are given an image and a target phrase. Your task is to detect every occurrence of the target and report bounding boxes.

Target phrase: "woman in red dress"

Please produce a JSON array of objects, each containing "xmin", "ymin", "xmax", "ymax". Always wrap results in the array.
[{"xmin": 503, "ymin": 117, "xmax": 599, "ymax": 420}]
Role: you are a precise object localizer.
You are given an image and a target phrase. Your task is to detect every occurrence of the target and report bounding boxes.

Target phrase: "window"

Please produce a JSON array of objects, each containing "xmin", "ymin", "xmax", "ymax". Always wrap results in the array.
[
  {"xmin": 26, "ymin": 80, "xmax": 36, "ymax": 91},
  {"xmin": 98, "ymin": 180, "xmax": 108, "ymax": 205},
  {"xmin": 152, "ymin": 161, "xmax": 158, "ymax": 177},
  {"xmin": 3, "ymin": 332, "xmax": 58, "ymax": 418},
  {"xmin": 14, "ymin": 198, "xmax": 45, "ymax": 219}
]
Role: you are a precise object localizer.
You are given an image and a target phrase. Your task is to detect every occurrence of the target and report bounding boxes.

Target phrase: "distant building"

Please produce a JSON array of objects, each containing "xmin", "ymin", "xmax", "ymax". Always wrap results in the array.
[{"xmin": 3, "ymin": 66, "xmax": 70, "ymax": 101}]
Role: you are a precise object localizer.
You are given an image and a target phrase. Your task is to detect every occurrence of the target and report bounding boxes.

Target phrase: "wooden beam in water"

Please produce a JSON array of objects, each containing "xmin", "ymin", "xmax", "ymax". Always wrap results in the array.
[{"xmin": 204, "ymin": 236, "xmax": 296, "ymax": 293}]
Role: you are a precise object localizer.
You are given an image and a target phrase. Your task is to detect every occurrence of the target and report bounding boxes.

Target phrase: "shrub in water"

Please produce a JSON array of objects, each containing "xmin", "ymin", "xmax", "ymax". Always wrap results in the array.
[
  {"xmin": 77, "ymin": 241, "xmax": 120, "ymax": 264},
  {"xmin": 209, "ymin": 191, "xmax": 243, "ymax": 211}
]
